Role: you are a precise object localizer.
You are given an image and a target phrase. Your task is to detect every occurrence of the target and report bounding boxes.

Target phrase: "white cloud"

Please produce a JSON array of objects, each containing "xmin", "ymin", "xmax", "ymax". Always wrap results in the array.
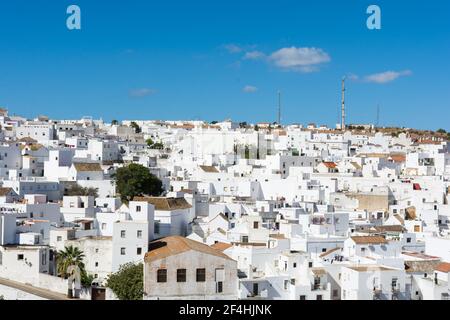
[
  {"xmin": 243, "ymin": 85, "xmax": 258, "ymax": 93},
  {"xmin": 364, "ymin": 70, "xmax": 412, "ymax": 84},
  {"xmin": 243, "ymin": 51, "xmax": 265, "ymax": 60},
  {"xmin": 129, "ymin": 88, "xmax": 157, "ymax": 97},
  {"xmin": 347, "ymin": 73, "xmax": 359, "ymax": 81},
  {"xmin": 269, "ymin": 46, "xmax": 331, "ymax": 72},
  {"xmin": 223, "ymin": 44, "xmax": 242, "ymax": 54}
]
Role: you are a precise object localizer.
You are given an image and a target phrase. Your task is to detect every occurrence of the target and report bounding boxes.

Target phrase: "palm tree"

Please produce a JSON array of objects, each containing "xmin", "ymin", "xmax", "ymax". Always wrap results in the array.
[{"xmin": 57, "ymin": 246, "xmax": 86, "ymax": 278}]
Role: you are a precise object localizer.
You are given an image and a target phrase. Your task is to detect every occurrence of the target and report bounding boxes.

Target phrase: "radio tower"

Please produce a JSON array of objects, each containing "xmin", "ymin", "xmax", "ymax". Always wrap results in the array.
[
  {"xmin": 277, "ymin": 90, "xmax": 281, "ymax": 126},
  {"xmin": 341, "ymin": 77, "xmax": 346, "ymax": 131}
]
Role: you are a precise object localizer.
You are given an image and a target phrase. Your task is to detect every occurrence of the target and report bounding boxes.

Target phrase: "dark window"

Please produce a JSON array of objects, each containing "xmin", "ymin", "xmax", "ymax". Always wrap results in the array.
[
  {"xmin": 253, "ymin": 221, "xmax": 259, "ymax": 229},
  {"xmin": 300, "ymin": 295, "xmax": 306, "ymax": 300},
  {"xmin": 157, "ymin": 269, "xmax": 167, "ymax": 283},
  {"xmin": 316, "ymin": 295, "xmax": 323, "ymax": 300},
  {"xmin": 177, "ymin": 269, "xmax": 187, "ymax": 282},
  {"xmin": 18, "ymin": 254, "xmax": 24, "ymax": 260},
  {"xmin": 242, "ymin": 236, "xmax": 249, "ymax": 243},
  {"xmin": 137, "ymin": 230, "xmax": 142, "ymax": 238},
  {"xmin": 308, "ymin": 262, "xmax": 313, "ymax": 268},
  {"xmin": 137, "ymin": 248, "xmax": 142, "ymax": 255},
  {"xmin": 196, "ymin": 268, "xmax": 206, "ymax": 282},
  {"xmin": 217, "ymin": 281, "xmax": 223, "ymax": 293}
]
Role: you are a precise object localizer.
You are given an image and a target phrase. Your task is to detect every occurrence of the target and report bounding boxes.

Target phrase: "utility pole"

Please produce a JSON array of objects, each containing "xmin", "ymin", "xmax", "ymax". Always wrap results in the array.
[{"xmin": 341, "ymin": 77, "xmax": 346, "ymax": 131}]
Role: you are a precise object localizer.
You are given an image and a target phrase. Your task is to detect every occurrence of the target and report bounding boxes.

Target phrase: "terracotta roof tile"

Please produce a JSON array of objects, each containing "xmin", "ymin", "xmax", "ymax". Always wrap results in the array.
[
  {"xmin": 134, "ymin": 196, "xmax": 192, "ymax": 211},
  {"xmin": 350, "ymin": 236, "xmax": 388, "ymax": 245},
  {"xmin": 145, "ymin": 236, "xmax": 234, "ymax": 262}
]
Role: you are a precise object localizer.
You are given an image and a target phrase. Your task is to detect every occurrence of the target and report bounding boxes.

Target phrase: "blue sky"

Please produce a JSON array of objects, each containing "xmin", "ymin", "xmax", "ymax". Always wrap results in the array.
[{"xmin": 0, "ymin": 1, "xmax": 449, "ymax": 130}]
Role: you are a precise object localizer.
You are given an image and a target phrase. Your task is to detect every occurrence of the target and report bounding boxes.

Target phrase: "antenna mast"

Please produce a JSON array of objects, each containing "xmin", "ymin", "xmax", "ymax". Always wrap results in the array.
[
  {"xmin": 277, "ymin": 90, "xmax": 281, "ymax": 126},
  {"xmin": 341, "ymin": 77, "xmax": 346, "ymax": 131},
  {"xmin": 376, "ymin": 104, "xmax": 380, "ymax": 127}
]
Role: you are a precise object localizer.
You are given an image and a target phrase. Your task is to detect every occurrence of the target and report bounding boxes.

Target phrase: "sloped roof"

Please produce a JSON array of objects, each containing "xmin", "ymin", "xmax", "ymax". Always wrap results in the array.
[
  {"xmin": 134, "ymin": 196, "xmax": 192, "ymax": 211},
  {"xmin": 405, "ymin": 260, "xmax": 442, "ymax": 273},
  {"xmin": 210, "ymin": 242, "xmax": 233, "ymax": 252},
  {"xmin": 311, "ymin": 267, "xmax": 327, "ymax": 276},
  {"xmin": 145, "ymin": 236, "xmax": 234, "ymax": 262},
  {"xmin": 347, "ymin": 265, "xmax": 395, "ymax": 272},
  {"xmin": 350, "ymin": 162, "xmax": 362, "ymax": 170},
  {"xmin": 319, "ymin": 247, "xmax": 342, "ymax": 258},
  {"xmin": 390, "ymin": 154, "xmax": 406, "ymax": 163},
  {"xmin": 0, "ymin": 187, "xmax": 14, "ymax": 196},
  {"xmin": 73, "ymin": 162, "xmax": 103, "ymax": 172},
  {"xmin": 199, "ymin": 165, "xmax": 219, "ymax": 173},
  {"xmin": 374, "ymin": 225, "xmax": 406, "ymax": 233},
  {"xmin": 435, "ymin": 262, "xmax": 450, "ymax": 273},
  {"xmin": 350, "ymin": 236, "xmax": 388, "ymax": 245},
  {"xmin": 405, "ymin": 207, "xmax": 417, "ymax": 220},
  {"xmin": 322, "ymin": 161, "xmax": 337, "ymax": 169},
  {"xmin": 18, "ymin": 137, "xmax": 37, "ymax": 143},
  {"xmin": 393, "ymin": 214, "xmax": 405, "ymax": 225}
]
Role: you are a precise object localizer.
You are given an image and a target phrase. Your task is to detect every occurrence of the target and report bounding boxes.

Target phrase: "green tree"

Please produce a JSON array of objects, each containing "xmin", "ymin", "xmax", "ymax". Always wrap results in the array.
[
  {"xmin": 111, "ymin": 119, "xmax": 119, "ymax": 125},
  {"xmin": 65, "ymin": 184, "xmax": 99, "ymax": 197},
  {"xmin": 145, "ymin": 138, "xmax": 154, "ymax": 147},
  {"xmin": 112, "ymin": 163, "xmax": 163, "ymax": 202},
  {"xmin": 151, "ymin": 142, "xmax": 164, "ymax": 150},
  {"xmin": 106, "ymin": 263, "xmax": 143, "ymax": 300},
  {"xmin": 437, "ymin": 128, "xmax": 447, "ymax": 134},
  {"xmin": 57, "ymin": 245, "xmax": 85, "ymax": 278},
  {"xmin": 130, "ymin": 121, "xmax": 141, "ymax": 133},
  {"xmin": 56, "ymin": 246, "xmax": 92, "ymax": 286}
]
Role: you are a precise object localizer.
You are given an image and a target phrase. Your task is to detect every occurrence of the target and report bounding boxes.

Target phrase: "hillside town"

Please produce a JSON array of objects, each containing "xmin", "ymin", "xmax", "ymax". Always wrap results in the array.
[{"xmin": 0, "ymin": 107, "xmax": 449, "ymax": 300}]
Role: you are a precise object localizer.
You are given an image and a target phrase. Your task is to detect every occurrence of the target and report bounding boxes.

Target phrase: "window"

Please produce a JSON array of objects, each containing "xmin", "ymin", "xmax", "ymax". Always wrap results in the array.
[
  {"xmin": 299, "ymin": 295, "xmax": 306, "ymax": 300},
  {"xmin": 253, "ymin": 221, "xmax": 259, "ymax": 229},
  {"xmin": 177, "ymin": 269, "xmax": 187, "ymax": 282},
  {"xmin": 157, "ymin": 269, "xmax": 167, "ymax": 283},
  {"xmin": 154, "ymin": 222, "xmax": 160, "ymax": 234},
  {"xmin": 101, "ymin": 223, "xmax": 107, "ymax": 230},
  {"xmin": 120, "ymin": 248, "xmax": 126, "ymax": 255},
  {"xmin": 242, "ymin": 236, "xmax": 249, "ymax": 243},
  {"xmin": 284, "ymin": 280, "xmax": 289, "ymax": 290},
  {"xmin": 57, "ymin": 236, "xmax": 62, "ymax": 242},
  {"xmin": 136, "ymin": 206, "xmax": 141, "ymax": 212},
  {"xmin": 293, "ymin": 263, "xmax": 297, "ymax": 268},
  {"xmin": 316, "ymin": 295, "xmax": 323, "ymax": 300},
  {"xmin": 308, "ymin": 262, "xmax": 313, "ymax": 268},
  {"xmin": 407, "ymin": 238, "xmax": 411, "ymax": 243},
  {"xmin": 95, "ymin": 262, "xmax": 98, "ymax": 267},
  {"xmin": 137, "ymin": 247, "xmax": 142, "ymax": 255},
  {"xmin": 120, "ymin": 230, "xmax": 126, "ymax": 238},
  {"xmin": 196, "ymin": 268, "xmax": 206, "ymax": 282},
  {"xmin": 333, "ymin": 290, "xmax": 338, "ymax": 298},
  {"xmin": 18, "ymin": 254, "xmax": 24, "ymax": 261},
  {"xmin": 322, "ymin": 248, "xmax": 327, "ymax": 253},
  {"xmin": 137, "ymin": 230, "xmax": 142, "ymax": 239},
  {"xmin": 216, "ymin": 281, "xmax": 223, "ymax": 293}
]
